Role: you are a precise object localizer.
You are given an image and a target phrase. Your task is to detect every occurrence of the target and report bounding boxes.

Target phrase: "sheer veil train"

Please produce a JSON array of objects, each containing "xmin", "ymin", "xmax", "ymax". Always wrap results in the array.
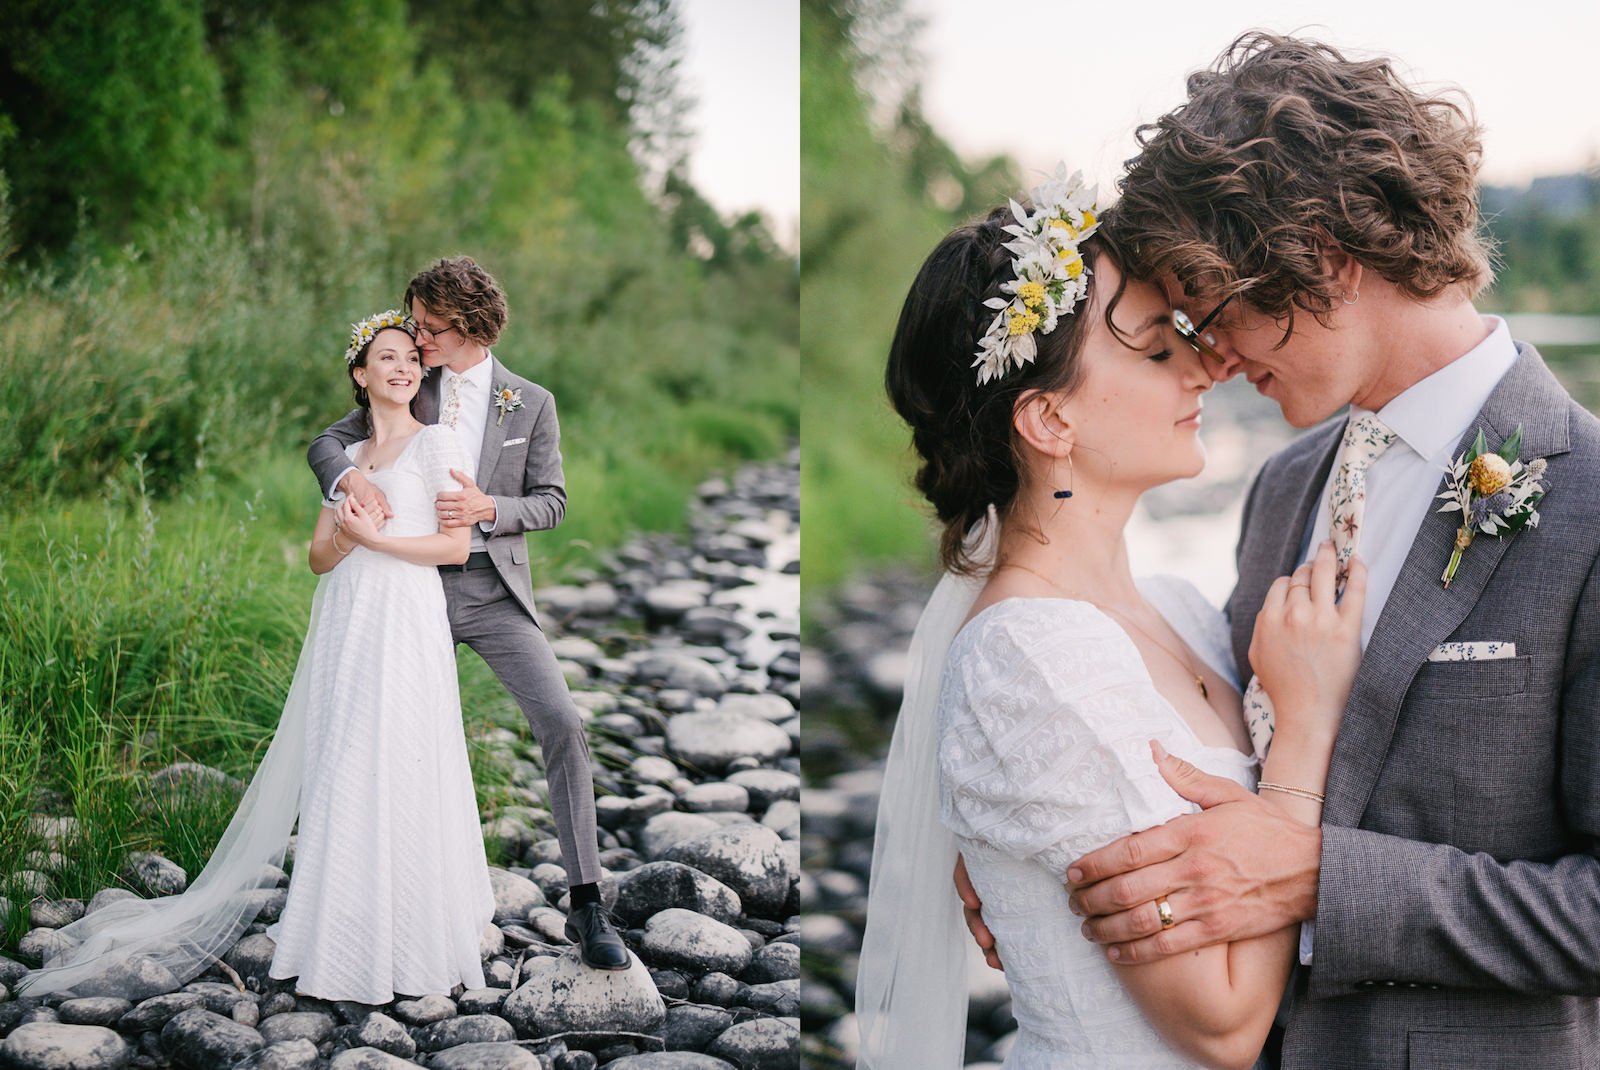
[
  {"xmin": 15, "ymin": 585, "xmax": 325, "ymax": 997},
  {"xmin": 854, "ymin": 509, "xmax": 996, "ymax": 1069}
]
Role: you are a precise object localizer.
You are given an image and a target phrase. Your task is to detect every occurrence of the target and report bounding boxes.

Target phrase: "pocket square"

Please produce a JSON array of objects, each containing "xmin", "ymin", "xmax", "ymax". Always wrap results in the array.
[
  {"xmin": 502, "ymin": 437, "xmax": 527, "ymax": 448},
  {"xmin": 1427, "ymin": 641, "xmax": 1517, "ymax": 662}
]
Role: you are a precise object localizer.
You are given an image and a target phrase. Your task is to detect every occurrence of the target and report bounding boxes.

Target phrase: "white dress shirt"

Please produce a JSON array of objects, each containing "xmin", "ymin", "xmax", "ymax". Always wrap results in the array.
[
  {"xmin": 439, "ymin": 354, "xmax": 497, "ymax": 551},
  {"xmin": 1295, "ymin": 314, "xmax": 1519, "ymax": 962}
]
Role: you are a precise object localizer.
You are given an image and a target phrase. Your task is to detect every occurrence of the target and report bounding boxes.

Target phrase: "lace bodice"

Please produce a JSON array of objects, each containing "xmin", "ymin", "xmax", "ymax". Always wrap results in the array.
[{"xmin": 938, "ymin": 576, "xmax": 1258, "ymax": 1068}]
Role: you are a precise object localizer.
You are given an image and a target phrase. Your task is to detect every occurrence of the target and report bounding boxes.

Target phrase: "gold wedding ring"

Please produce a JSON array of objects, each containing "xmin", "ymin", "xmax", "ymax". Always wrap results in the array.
[{"xmin": 1155, "ymin": 895, "xmax": 1176, "ymax": 929}]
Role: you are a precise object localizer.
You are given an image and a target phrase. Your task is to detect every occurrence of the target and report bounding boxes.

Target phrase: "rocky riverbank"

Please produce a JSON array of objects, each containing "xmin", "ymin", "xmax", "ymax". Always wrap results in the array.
[{"xmin": 0, "ymin": 450, "xmax": 801, "ymax": 1070}]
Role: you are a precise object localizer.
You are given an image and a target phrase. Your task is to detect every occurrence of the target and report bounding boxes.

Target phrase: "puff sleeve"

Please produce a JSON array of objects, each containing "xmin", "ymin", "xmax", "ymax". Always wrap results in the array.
[
  {"xmin": 417, "ymin": 426, "xmax": 471, "ymax": 506},
  {"xmin": 938, "ymin": 600, "xmax": 1199, "ymax": 882}
]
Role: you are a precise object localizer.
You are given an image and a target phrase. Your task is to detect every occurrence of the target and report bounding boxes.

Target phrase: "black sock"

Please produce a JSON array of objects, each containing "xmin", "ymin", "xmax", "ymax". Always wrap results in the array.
[{"xmin": 569, "ymin": 882, "xmax": 601, "ymax": 909}]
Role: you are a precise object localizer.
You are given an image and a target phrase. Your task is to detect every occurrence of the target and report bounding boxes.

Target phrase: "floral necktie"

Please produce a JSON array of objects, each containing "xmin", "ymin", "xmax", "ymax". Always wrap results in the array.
[
  {"xmin": 1243, "ymin": 412, "xmax": 1397, "ymax": 759},
  {"xmin": 441, "ymin": 372, "xmax": 463, "ymax": 429}
]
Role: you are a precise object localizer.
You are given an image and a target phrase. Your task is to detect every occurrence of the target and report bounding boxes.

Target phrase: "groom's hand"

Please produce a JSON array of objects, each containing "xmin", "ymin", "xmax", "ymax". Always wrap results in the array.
[
  {"xmin": 954, "ymin": 854, "xmax": 1003, "ymax": 971},
  {"xmin": 1067, "ymin": 743, "xmax": 1321, "ymax": 963},
  {"xmin": 335, "ymin": 470, "xmax": 392, "ymax": 529},
  {"xmin": 436, "ymin": 468, "xmax": 497, "ymax": 528}
]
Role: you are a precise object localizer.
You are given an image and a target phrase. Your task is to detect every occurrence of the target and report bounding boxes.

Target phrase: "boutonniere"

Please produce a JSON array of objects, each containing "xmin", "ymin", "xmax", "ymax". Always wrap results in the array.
[
  {"xmin": 1435, "ymin": 425, "xmax": 1549, "ymax": 588},
  {"xmin": 492, "ymin": 384, "xmax": 523, "ymax": 426}
]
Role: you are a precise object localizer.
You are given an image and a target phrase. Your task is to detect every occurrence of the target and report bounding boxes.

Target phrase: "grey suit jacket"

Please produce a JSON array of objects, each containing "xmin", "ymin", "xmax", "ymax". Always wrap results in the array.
[
  {"xmin": 1227, "ymin": 343, "xmax": 1600, "ymax": 1069},
  {"xmin": 307, "ymin": 356, "xmax": 564, "ymax": 626}
]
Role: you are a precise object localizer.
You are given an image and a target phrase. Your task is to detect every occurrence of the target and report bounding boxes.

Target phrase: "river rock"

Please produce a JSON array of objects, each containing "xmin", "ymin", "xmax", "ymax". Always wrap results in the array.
[
  {"xmin": 714, "ymin": 694, "xmax": 794, "ymax": 723},
  {"xmin": 353, "ymin": 1011, "xmax": 415, "ymax": 1058},
  {"xmin": 234, "ymin": 1038, "xmax": 321, "ymax": 1070},
  {"xmin": 328, "ymin": 1048, "xmax": 419, "ymax": 1070},
  {"xmin": 257, "ymin": 1010, "xmax": 334, "ymax": 1045},
  {"xmin": 638, "ymin": 813, "xmax": 720, "ymax": 859},
  {"xmin": 55, "ymin": 997, "xmax": 131, "ymax": 1027},
  {"xmin": 666, "ymin": 713, "xmax": 789, "ymax": 772},
  {"xmin": 427, "ymin": 1043, "xmax": 543, "ymax": 1070},
  {"xmin": 640, "ymin": 910, "xmax": 752, "ymax": 975},
  {"xmin": 760, "ymin": 799, "xmax": 800, "ymax": 840},
  {"xmin": 411, "ymin": 1013, "xmax": 514, "ymax": 1052},
  {"xmin": 706, "ymin": 1018, "xmax": 798, "ymax": 1070},
  {"xmin": 499, "ymin": 952, "xmax": 663, "ymax": 1039},
  {"xmin": 120, "ymin": 853, "xmax": 187, "ymax": 897},
  {"xmin": 62, "ymin": 956, "xmax": 182, "ymax": 1000},
  {"xmin": 614, "ymin": 863, "xmax": 741, "ymax": 927},
  {"xmin": 391, "ymin": 993, "xmax": 454, "ymax": 1026},
  {"xmin": 725, "ymin": 770, "xmax": 799, "ymax": 810},
  {"xmin": 607, "ymin": 1056, "xmax": 736, "ymax": 1070},
  {"xmin": 149, "ymin": 762, "xmax": 245, "ymax": 796},
  {"xmin": 489, "ymin": 867, "xmax": 546, "ymax": 923},
  {"xmin": 85, "ymin": 889, "xmax": 139, "ymax": 916},
  {"xmin": 659, "ymin": 1004, "xmax": 736, "ymax": 1052},
  {"xmin": 680, "ymin": 784, "xmax": 749, "ymax": 814},
  {"xmin": 0, "ymin": 1022, "xmax": 130, "ymax": 1069},
  {"xmin": 160, "ymin": 1007, "xmax": 264, "ymax": 1069},
  {"xmin": 661, "ymin": 825, "xmax": 790, "ymax": 916},
  {"xmin": 28, "ymin": 900, "xmax": 84, "ymax": 930},
  {"xmin": 634, "ymin": 654, "xmax": 727, "ymax": 698},
  {"xmin": 223, "ymin": 933, "xmax": 277, "ymax": 983},
  {"xmin": 116, "ymin": 991, "xmax": 205, "ymax": 1033},
  {"xmin": 742, "ymin": 941, "xmax": 799, "ymax": 984}
]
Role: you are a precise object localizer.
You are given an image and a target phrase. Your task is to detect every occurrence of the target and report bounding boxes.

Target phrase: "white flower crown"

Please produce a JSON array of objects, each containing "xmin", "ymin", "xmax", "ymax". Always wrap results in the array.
[
  {"xmin": 973, "ymin": 164, "xmax": 1101, "ymax": 385},
  {"xmin": 343, "ymin": 308, "xmax": 415, "ymax": 366}
]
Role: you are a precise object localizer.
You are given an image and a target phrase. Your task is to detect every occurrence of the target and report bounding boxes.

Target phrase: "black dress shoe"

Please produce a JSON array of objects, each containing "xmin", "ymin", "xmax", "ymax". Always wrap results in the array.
[{"xmin": 565, "ymin": 902, "xmax": 630, "ymax": 970}]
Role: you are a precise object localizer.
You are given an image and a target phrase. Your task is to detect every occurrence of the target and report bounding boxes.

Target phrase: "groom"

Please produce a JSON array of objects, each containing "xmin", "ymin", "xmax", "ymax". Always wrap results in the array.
[
  {"xmin": 959, "ymin": 34, "xmax": 1600, "ymax": 1067},
  {"xmin": 308, "ymin": 256, "xmax": 628, "ymax": 970}
]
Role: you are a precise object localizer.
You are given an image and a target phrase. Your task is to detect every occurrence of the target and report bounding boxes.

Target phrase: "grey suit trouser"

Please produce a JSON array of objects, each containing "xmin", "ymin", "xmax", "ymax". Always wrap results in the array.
[{"xmin": 441, "ymin": 567, "xmax": 602, "ymax": 885}]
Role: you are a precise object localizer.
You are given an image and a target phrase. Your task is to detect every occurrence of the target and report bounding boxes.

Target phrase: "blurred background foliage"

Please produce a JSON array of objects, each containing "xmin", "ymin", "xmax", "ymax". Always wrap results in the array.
[
  {"xmin": 800, "ymin": 0, "xmax": 1600, "ymax": 612},
  {"xmin": 0, "ymin": 0, "xmax": 796, "ymax": 931}
]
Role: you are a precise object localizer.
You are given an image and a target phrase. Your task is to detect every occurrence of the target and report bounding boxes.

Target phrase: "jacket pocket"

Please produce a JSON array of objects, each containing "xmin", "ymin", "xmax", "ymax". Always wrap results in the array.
[
  {"xmin": 1408, "ymin": 654, "xmax": 1530, "ymax": 699},
  {"xmin": 1408, "ymin": 1027, "xmax": 1580, "ymax": 1069}
]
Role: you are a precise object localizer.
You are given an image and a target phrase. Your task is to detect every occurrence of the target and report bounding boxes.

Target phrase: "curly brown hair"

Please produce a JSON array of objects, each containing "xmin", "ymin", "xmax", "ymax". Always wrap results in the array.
[
  {"xmin": 403, "ymin": 256, "xmax": 509, "ymax": 346},
  {"xmin": 1115, "ymin": 32, "xmax": 1494, "ymax": 337}
]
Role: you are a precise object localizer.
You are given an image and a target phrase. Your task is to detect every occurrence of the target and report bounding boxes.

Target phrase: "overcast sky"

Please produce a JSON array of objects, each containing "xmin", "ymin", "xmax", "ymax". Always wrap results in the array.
[
  {"xmin": 906, "ymin": 0, "xmax": 1600, "ymax": 197},
  {"xmin": 678, "ymin": 0, "xmax": 799, "ymax": 248}
]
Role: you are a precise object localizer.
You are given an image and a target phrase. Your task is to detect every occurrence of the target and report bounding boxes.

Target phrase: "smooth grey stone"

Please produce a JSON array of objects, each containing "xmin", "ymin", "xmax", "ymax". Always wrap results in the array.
[
  {"xmin": 1, "ymin": 981, "xmax": 11, "ymax": 1004},
  {"xmin": 426, "ymin": 1042, "xmax": 543, "ymax": 1070},
  {"xmin": 659, "ymin": 1004, "xmax": 735, "ymax": 1053},
  {"xmin": 665, "ymin": 713, "xmax": 789, "ymax": 773},
  {"xmin": 524, "ymin": 907, "xmax": 572, "ymax": 946},
  {"xmin": 354, "ymin": 1011, "xmax": 415, "ymax": 1059},
  {"xmin": 548, "ymin": 637, "xmax": 603, "ymax": 664},
  {"xmin": 628, "ymin": 756, "xmax": 680, "ymax": 786},
  {"xmin": 120, "ymin": 853, "xmax": 187, "ymax": 897},
  {"xmin": 232, "ymin": 1001, "xmax": 261, "ymax": 1027},
  {"xmin": 607, "ymin": 1053, "xmax": 737, "ymax": 1070},
  {"xmin": 328, "ymin": 1048, "xmax": 421, "ymax": 1070},
  {"xmin": 257, "ymin": 1010, "xmax": 334, "ymax": 1045},
  {"xmin": 643, "ymin": 584, "xmax": 708, "ymax": 621},
  {"xmin": 29, "ymin": 901, "xmax": 85, "ymax": 930},
  {"xmin": 499, "ymin": 953, "xmax": 663, "ymax": 1038},
  {"xmin": 713, "ymin": 694, "xmax": 794, "ymax": 724},
  {"xmin": 390, "ymin": 993, "xmax": 454, "ymax": 1026},
  {"xmin": 16, "ymin": 929, "xmax": 71, "ymax": 965},
  {"xmin": 689, "ymin": 973, "xmax": 741, "ymax": 1008},
  {"xmin": 680, "ymin": 784, "xmax": 749, "ymax": 814},
  {"xmin": 0, "ymin": 1021, "xmax": 131, "ymax": 1069},
  {"xmin": 640, "ymin": 911, "xmax": 752, "ymax": 976},
  {"xmin": 798, "ymin": 912, "xmax": 855, "ymax": 954},
  {"xmin": 661, "ymin": 825, "xmax": 790, "ymax": 916},
  {"xmin": 411, "ymin": 1012, "xmax": 514, "ymax": 1052},
  {"xmin": 741, "ymin": 979, "xmax": 799, "ymax": 1016},
  {"xmin": 742, "ymin": 941, "xmax": 799, "ymax": 985},
  {"xmin": 483, "ymin": 816, "xmax": 537, "ymax": 861},
  {"xmin": 528, "ymin": 863, "xmax": 570, "ymax": 903},
  {"xmin": 117, "ymin": 992, "xmax": 205, "ymax": 1033},
  {"xmin": 0, "ymin": 958, "xmax": 27, "ymax": 987},
  {"xmin": 454, "ymin": 988, "xmax": 508, "ymax": 1016},
  {"xmin": 705, "ymin": 1018, "xmax": 799, "ymax": 1070},
  {"xmin": 260, "ymin": 993, "xmax": 297, "ymax": 1018},
  {"xmin": 760, "ymin": 799, "xmax": 800, "ymax": 840},
  {"xmin": 481, "ymin": 922, "xmax": 507, "ymax": 959},
  {"xmin": 484, "ymin": 960, "xmax": 516, "ymax": 988},
  {"xmin": 159, "ymin": 1007, "xmax": 265, "ymax": 1069},
  {"xmin": 613, "ymin": 863, "xmax": 741, "ymax": 927},
  {"xmin": 633, "ymin": 654, "xmax": 726, "ymax": 698},
  {"xmin": 85, "ymin": 889, "xmax": 139, "ymax": 916},
  {"xmin": 233, "ymin": 1037, "xmax": 320, "ymax": 1070},
  {"xmin": 55, "ymin": 997, "xmax": 132, "ymax": 1027},
  {"xmin": 148, "ymin": 763, "xmax": 244, "ymax": 796},
  {"xmin": 637, "ymin": 813, "xmax": 719, "ymax": 860},
  {"xmin": 724, "ymin": 770, "xmax": 799, "ymax": 810},
  {"xmin": 10, "ymin": 872, "xmax": 51, "ymax": 898},
  {"xmin": 489, "ymin": 868, "xmax": 547, "ymax": 924},
  {"xmin": 553, "ymin": 1051, "xmax": 598, "ymax": 1070},
  {"xmin": 61, "ymin": 957, "xmax": 182, "ymax": 1001},
  {"xmin": 223, "ymin": 933, "xmax": 278, "ymax": 985}
]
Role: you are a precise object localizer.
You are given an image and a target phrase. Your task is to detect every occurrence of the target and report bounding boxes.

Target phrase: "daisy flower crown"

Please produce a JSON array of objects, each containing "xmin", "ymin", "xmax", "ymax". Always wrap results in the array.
[
  {"xmin": 343, "ymin": 309, "xmax": 416, "ymax": 367},
  {"xmin": 973, "ymin": 164, "xmax": 1101, "ymax": 385}
]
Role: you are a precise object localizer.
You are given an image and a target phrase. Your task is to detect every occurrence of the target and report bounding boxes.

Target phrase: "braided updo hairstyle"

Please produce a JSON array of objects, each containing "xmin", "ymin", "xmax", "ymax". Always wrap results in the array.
[{"xmin": 885, "ymin": 203, "xmax": 1127, "ymax": 574}]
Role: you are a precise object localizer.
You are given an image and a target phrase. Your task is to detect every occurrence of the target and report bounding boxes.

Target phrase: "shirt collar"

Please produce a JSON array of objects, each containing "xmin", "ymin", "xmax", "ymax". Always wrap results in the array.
[
  {"xmin": 443, "ymin": 352, "xmax": 495, "ymax": 390},
  {"xmin": 1359, "ymin": 315, "xmax": 1518, "ymax": 465}
]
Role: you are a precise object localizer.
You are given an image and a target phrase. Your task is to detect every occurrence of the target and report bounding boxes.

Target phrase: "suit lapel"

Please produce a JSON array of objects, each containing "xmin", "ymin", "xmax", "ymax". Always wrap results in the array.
[
  {"xmin": 418, "ymin": 367, "xmax": 441, "ymax": 425},
  {"xmin": 475, "ymin": 356, "xmax": 507, "ymax": 487},
  {"xmin": 1323, "ymin": 343, "xmax": 1573, "ymax": 828}
]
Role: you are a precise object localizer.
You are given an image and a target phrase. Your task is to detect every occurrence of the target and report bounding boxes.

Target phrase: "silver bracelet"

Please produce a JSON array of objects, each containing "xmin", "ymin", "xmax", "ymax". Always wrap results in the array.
[{"xmin": 1257, "ymin": 781, "xmax": 1325, "ymax": 804}]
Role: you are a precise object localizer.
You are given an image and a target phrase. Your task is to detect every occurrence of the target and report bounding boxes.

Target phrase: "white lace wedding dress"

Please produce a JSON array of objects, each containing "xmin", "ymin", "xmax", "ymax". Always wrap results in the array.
[
  {"xmin": 18, "ymin": 424, "xmax": 494, "ymax": 1004},
  {"xmin": 265, "ymin": 424, "xmax": 495, "ymax": 1002},
  {"xmin": 938, "ymin": 577, "xmax": 1259, "ymax": 1069}
]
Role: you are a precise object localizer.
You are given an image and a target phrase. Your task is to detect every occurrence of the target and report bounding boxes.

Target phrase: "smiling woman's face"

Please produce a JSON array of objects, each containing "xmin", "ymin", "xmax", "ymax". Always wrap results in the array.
[
  {"xmin": 352, "ymin": 327, "xmax": 424, "ymax": 406},
  {"xmin": 1056, "ymin": 261, "xmax": 1215, "ymax": 490}
]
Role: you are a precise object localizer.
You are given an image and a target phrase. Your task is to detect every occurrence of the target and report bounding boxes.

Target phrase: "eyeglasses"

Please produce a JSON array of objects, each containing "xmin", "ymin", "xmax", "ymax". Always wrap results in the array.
[
  {"xmin": 406, "ymin": 316, "xmax": 456, "ymax": 340},
  {"xmin": 1172, "ymin": 294, "xmax": 1235, "ymax": 364}
]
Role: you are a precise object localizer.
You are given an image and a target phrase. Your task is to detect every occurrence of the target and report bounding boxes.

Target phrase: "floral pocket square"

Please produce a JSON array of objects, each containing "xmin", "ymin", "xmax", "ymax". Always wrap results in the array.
[{"xmin": 1427, "ymin": 641, "xmax": 1517, "ymax": 662}]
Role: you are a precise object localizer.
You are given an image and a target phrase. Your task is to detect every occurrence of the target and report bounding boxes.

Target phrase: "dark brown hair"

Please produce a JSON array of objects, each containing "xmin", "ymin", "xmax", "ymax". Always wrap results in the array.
[
  {"xmin": 403, "ymin": 256, "xmax": 509, "ymax": 346},
  {"xmin": 1115, "ymin": 32, "xmax": 1493, "ymax": 336},
  {"xmin": 885, "ymin": 204, "xmax": 1127, "ymax": 574}
]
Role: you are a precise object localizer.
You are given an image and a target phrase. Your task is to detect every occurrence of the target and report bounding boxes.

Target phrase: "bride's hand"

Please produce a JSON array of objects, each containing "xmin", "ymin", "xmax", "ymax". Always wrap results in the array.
[
  {"xmin": 338, "ymin": 496, "xmax": 384, "ymax": 549},
  {"xmin": 1248, "ymin": 540, "xmax": 1365, "ymax": 740}
]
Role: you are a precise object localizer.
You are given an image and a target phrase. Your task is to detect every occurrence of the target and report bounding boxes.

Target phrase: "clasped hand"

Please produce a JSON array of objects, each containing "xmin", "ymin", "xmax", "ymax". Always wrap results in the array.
[{"xmin": 436, "ymin": 468, "xmax": 495, "ymax": 528}]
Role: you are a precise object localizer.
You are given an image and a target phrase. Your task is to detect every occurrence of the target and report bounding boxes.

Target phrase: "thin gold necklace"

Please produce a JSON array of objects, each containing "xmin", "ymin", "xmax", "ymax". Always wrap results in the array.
[{"xmin": 996, "ymin": 562, "xmax": 1210, "ymax": 700}]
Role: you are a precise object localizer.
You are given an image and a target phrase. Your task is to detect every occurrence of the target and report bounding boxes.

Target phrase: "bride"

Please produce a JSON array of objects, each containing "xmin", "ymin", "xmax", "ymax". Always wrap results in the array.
[
  {"xmin": 19, "ymin": 312, "xmax": 495, "ymax": 1004},
  {"xmin": 856, "ymin": 170, "xmax": 1365, "ymax": 1069}
]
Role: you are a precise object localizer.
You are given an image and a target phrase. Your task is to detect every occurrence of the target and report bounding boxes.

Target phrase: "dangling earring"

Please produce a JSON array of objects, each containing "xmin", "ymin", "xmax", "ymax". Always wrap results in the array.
[
  {"xmin": 354, "ymin": 376, "xmax": 369, "ymax": 407},
  {"xmin": 1053, "ymin": 452, "xmax": 1074, "ymax": 500}
]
